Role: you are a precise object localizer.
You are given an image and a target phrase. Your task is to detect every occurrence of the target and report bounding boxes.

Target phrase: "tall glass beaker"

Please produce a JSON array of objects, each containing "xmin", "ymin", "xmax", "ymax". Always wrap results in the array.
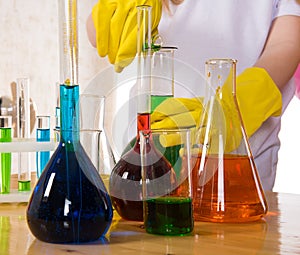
[{"xmin": 192, "ymin": 59, "xmax": 268, "ymax": 222}]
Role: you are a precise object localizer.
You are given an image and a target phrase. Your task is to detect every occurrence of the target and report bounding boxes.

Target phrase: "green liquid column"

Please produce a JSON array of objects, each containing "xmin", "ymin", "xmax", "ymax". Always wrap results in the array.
[{"xmin": 0, "ymin": 116, "xmax": 12, "ymax": 194}]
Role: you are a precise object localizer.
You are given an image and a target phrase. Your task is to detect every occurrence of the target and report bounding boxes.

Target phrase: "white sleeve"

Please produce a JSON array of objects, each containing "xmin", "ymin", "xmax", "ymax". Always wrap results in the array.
[{"xmin": 274, "ymin": 0, "xmax": 300, "ymax": 18}]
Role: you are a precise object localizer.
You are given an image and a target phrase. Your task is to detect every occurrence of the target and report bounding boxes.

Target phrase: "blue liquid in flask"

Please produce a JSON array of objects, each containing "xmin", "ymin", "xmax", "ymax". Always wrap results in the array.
[{"xmin": 27, "ymin": 84, "xmax": 113, "ymax": 243}]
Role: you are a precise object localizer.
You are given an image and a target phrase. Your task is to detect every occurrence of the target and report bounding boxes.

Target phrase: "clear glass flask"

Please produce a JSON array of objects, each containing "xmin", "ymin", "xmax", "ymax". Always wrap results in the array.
[
  {"xmin": 16, "ymin": 77, "xmax": 31, "ymax": 191},
  {"xmin": 0, "ymin": 116, "xmax": 12, "ymax": 194},
  {"xmin": 26, "ymin": 0, "xmax": 113, "ymax": 243},
  {"xmin": 36, "ymin": 115, "xmax": 50, "ymax": 178},
  {"xmin": 192, "ymin": 59, "xmax": 268, "ymax": 222}
]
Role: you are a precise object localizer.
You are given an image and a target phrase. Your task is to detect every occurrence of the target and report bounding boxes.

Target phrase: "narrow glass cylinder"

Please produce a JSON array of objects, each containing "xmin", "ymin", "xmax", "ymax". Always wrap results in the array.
[
  {"xmin": 16, "ymin": 77, "xmax": 31, "ymax": 192},
  {"xmin": 36, "ymin": 115, "xmax": 50, "ymax": 178},
  {"xmin": 58, "ymin": 0, "xmax": 78, "ymax": 85},
  {"xmin": 136, "ymin": 5, "xmax": 152, "ymax": 118},
  {"xmin": 0, "ymin": 116, "xmax": 12, "ymax": 194}
]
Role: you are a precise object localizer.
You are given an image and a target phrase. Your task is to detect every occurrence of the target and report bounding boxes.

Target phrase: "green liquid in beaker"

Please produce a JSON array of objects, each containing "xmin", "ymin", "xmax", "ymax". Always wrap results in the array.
[{"xmin": 145, "ymin": 197, "xmax": 193, "ymax": 235}]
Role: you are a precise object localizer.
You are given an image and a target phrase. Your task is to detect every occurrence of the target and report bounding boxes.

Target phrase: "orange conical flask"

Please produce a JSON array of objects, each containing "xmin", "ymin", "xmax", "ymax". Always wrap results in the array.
[{"xmin": 192, "ymin": 59, "xmax": 268, "ymax": 222}]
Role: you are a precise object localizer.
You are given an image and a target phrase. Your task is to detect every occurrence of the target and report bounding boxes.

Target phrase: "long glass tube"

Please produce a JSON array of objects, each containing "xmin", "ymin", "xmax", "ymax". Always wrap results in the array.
[
  {"xmin": 58, "ymin": 0, "xmax": 78, "ymax": 85},
  {"xmin": 137, "ymin": 5, "xmax": 152, "ymax": 119}
]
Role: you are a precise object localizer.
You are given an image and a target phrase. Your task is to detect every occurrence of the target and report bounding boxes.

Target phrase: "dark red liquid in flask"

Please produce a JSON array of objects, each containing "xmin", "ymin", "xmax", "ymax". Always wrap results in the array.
[{"xmin": 110, "ymin": 113, "xmax": 175, "ymax": 221}]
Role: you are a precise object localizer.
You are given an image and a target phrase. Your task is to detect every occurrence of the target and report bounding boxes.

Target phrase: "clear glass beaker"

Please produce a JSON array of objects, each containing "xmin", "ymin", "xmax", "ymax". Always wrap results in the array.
[
  {"xmin": 80, "ymin": 94, "xmax": 115, "ymax": 189},
  {"xmin": 192, "ymin": 59, "xmax": 268, "ymax": 222},
  {"xmin": 141, "ymin": 129, "xmax": 193, "ymax": 235}
]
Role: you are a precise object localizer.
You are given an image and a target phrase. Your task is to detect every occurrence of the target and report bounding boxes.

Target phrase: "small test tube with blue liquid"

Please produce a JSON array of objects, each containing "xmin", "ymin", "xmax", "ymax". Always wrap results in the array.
[{"xmin": 36, "ymin": 115, "xmax": 50, "ymax": 178}]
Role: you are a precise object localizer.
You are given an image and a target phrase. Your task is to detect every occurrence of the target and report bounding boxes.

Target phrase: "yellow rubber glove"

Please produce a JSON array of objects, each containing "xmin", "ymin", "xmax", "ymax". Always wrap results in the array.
[
  {"xmin": 151, "ymin": 97, "xmax": 204, "ymax": 129},
  {"xmin": 151, "ymin": 67, "xmax": 282, "ymax": 151},
  {"xmin": 92, "ymin": 0, "xmax": 162, "ymax": 72}
]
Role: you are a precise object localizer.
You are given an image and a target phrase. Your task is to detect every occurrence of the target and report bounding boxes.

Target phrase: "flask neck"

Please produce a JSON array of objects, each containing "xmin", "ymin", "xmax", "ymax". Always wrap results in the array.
[
  {"xmin": 205, "ymin": 59, "xmax": 237, "ymax": 96},
  {"xmin": 136, "ymin": 112, "xmax": 150, "ymax": 141},
  {"xmin": 60, "ymin": 84, "xmax": 80, "ymax": 143}
]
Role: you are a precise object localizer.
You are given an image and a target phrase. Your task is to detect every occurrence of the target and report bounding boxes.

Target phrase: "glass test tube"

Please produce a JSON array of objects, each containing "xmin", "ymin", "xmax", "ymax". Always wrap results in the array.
[
  {"xmin": 0, "ymin": 116, "xmax": 12, "ymax": 194},
  {"xmin": 16, "ymin": 77, "xmax": 31, "ymax": 191},
  {"xmin": 36, "ymin": 116, "xmax": 50, "ymax": 178}
]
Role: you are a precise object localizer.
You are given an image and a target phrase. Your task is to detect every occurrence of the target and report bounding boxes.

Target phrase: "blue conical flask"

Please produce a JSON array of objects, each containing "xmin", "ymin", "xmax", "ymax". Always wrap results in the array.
[{"xmin": 26, "ymin": 84, "xmax": 113, "ymax": 243}]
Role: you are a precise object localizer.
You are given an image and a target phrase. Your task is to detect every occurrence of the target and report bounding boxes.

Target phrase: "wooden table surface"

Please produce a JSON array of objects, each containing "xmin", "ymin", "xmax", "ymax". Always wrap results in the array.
[{"xmin": 0, "ymin": 191, "xmax": 299, "ymax": 255}]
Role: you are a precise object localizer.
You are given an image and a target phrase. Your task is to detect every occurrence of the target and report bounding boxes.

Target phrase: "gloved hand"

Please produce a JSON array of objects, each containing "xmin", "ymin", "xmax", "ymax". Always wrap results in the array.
[
  {"xmin": 151, "ymin": 67, "xmax": 282, "ymax": 151},
  {"xmin": 92, "ymin": 0, "xmax": 162, "ymax": 72},
  {"xmin": 151, "ymin": 97, "xmax": 204, "ymax": 129}
]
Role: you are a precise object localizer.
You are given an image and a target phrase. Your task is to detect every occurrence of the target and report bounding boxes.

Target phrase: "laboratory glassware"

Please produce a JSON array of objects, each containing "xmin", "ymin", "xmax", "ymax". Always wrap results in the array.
[
  {"xmin": 80, "ymin": 94, "xmax": 115, "ymax": 189},
  {"xmin": 192, "ymin": 59, "xmax": 268, "ymax": 222},
  {"xmin": 36, "ymin": 115, "xmax": 50, "ymax": 178},
  {"xmin": 151, "ymin": 46, "xmax": 177, "ymax": 112},
  {"xmin": 141, "ymin": 129, "xmax": 193, "ymax": 235},
  {"xmin": 0, "ymin": 116, "xmax": 12, "ymax": 194},
  {"xmin": 109, "ymin": 5, "xmax": 173, "ymax": 221},
  {"xmin": 26, "ymin": 0, "xmax": 113, "ymax": 243},
  {"xmin": 16, "ymin": 77, "xmax": 31, "ymax": 191},
  {"xmin": 54, "ymin": 82, "xmax": 60, "ymax": 142},
  {"xmin": 122, "ymin": 46, "xmax": 177, "ymax": 154}
]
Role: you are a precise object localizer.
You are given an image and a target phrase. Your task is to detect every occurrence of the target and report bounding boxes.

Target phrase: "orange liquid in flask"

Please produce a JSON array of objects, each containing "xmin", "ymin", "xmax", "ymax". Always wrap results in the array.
[{"xmin": 192, "ymin": 154, "xmax": 267, "ymax": 223}]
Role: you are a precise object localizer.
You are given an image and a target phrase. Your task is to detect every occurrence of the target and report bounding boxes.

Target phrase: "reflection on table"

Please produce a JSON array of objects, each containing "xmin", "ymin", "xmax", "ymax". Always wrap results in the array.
[{"xmin": 0, "ymin": 192, "xmax": 300, "ymax": 254}]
